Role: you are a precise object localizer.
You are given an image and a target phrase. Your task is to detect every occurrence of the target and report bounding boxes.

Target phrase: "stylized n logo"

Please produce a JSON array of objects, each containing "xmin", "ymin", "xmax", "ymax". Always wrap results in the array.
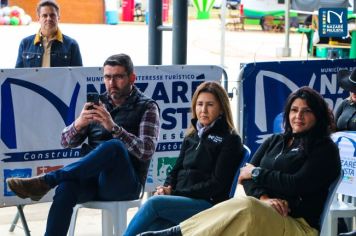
[
  {"xmin": 327, "ymin": 10, "xmax": 343, "ymax": 24},
  {"xmin": 1, "ymin": 78, "xmax": 80, "ymax": 149}
]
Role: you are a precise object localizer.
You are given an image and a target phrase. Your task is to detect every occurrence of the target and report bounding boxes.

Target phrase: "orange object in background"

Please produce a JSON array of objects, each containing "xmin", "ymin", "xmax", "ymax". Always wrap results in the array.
[{"xmin": 9, "ymin": 0, "xmax": 105, "ymax": 24}]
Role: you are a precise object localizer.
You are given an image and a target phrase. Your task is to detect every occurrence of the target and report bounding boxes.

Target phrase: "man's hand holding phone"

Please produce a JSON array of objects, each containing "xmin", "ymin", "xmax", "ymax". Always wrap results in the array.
[
  {"xmin": 74, "ymin": 92, "xmax": 118, "ymax": 134},
  {"xmin": 86, "ymin": 92, "xmax": 100, "ymax": 110},
  {"xmin": 74, "ymin": 92, "xmax": 102, "ymax": 131}
]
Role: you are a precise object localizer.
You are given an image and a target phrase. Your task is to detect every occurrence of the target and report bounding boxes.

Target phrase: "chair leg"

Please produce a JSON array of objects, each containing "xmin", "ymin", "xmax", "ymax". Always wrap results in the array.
[
  {"xmin": 321, "ymin": 213, "xmax": 333, "ymax": 236},
  {"xmin": 331, "ymin": 215, "xmax": 338, "ymax": 236},
  {"xmin": 345, "ymin": 217, "xmax": 353, "ymax": 231},
  {"xmin": 69, "ymin": 201, "xmax": 141, "ymax": 236},
  {"xmin": 102, "ymin": 209, "xmax": 114, "ymax": 236},
  {"xmin": 117, "ymin": 206, "xmax": 127, "ymax": 236},
  {"xmin": 68, "ymin": 205, "xmax": 81, "ymax": 236}
]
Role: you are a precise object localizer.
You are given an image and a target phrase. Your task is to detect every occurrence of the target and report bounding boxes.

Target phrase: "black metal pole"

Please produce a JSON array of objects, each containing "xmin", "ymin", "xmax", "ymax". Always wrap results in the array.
[
  {"xmin": 172, "ymin": 0, "xmax": 188, "ymax": 64},
  {"xmin": 148, "ymin": 0, "xmax": 163, "ymax": 65}
]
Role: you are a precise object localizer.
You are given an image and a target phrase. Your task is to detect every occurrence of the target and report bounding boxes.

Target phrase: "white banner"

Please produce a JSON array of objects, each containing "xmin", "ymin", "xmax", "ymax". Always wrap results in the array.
[
  {"xmin": 0, "ymin": 65, "xmax": 222, "ymax": 207},
  {"xmin": 332, "ymin": 131, "xmax": 356, "ymax": 197}
]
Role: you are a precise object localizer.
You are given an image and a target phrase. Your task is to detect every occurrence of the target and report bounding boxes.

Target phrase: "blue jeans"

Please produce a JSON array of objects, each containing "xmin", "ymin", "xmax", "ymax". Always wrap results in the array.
[
  {"xmin": 124, "ymin": 195, "xmax": 212, "ymax": 236},
  {"xmin": 44, "ymin": 139, "xmax": 141, "ymax": 236}
]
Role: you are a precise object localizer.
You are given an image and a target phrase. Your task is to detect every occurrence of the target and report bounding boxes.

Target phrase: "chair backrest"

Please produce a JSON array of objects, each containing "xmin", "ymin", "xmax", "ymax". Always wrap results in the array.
[
  {"xmin": 229, "ymin": 145, "xmax": 252, "ymax": 198},
  {"xmin": 319, "ymin": 170, "xmax": 344, "ymax": 235}
]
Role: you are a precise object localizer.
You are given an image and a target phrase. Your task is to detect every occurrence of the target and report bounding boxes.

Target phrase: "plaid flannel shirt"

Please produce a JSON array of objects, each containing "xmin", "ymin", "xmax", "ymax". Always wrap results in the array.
[{"xmin": 61, "ymin": 102, "xmax": 159, "ymax": 161}]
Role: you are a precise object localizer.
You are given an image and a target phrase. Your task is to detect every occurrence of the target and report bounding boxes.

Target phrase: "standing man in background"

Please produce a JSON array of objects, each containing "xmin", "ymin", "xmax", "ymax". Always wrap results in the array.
[{"xmin": 15, "ymin": 0, "xmax": 82, "ymax": 68}]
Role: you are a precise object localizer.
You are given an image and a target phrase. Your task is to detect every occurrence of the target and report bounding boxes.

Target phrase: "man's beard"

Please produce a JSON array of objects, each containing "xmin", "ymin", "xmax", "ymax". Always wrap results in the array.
[{"xmin": 110, "ymin": 86, "xmax": 131, "ymax": 100}]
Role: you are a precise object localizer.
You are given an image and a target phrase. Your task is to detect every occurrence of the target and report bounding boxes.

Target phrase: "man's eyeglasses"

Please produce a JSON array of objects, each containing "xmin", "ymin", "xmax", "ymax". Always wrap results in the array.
[
  {"xmin": 40, "ymin": 13, "xmax": 58, "ymax": 19},
  {"xmin": 104, "ymin": 73, "xmax": 128, "ymax": 81}
]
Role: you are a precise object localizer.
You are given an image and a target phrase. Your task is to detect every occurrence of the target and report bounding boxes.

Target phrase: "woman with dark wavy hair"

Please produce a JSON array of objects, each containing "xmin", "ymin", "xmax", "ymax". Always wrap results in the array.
[
  {"xmin": 282, "ymin": 86, "xmax": 334, "ymax": 147},
  {"xmin": 139, "ymin": 86, "xmax": 341, "ymax": 236}
]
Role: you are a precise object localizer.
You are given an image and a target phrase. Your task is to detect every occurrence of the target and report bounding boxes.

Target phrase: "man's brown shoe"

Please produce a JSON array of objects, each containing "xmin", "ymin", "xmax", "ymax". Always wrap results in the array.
[{"xmin": 6, "ymin": 176, "xmax": 51, "ymax": 201}]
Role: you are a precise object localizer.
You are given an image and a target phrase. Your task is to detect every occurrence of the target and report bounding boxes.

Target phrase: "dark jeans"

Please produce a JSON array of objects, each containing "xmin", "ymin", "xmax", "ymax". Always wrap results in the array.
[{"xmin": 44, "ymin": 139, "xmax": 141, "ymax": 236}]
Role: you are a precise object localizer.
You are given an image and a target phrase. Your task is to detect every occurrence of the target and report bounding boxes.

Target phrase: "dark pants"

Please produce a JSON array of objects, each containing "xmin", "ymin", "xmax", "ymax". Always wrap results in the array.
[{"xmin": 44, "ymin": 139, "xmax": 141, "ymax": 236}]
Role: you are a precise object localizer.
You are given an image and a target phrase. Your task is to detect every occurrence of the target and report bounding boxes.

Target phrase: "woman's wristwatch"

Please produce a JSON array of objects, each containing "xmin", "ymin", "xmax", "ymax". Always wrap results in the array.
[{"xmin": 251, "ymin": 167, "xmax": 262, "ymax": 182}]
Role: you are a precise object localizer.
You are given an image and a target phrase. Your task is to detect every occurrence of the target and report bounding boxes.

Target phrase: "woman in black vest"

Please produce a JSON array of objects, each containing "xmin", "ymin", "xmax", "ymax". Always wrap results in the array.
[{"xmin": 124, "ymin": 81, "xmax": 244, "ymax": 236}]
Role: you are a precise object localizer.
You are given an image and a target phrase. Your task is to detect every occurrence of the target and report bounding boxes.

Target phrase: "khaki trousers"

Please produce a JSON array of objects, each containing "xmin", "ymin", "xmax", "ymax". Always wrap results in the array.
[{"xmin": 180, "ymin": 196, "xmax": 319, "ymax": 236}]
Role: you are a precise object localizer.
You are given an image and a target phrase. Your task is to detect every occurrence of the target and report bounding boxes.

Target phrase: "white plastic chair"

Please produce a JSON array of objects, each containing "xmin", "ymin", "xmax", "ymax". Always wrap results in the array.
[
  {"xmin": 320, "ymin": 171, "xmax": 344, "ymax": 236},
  {"xmin": 340, "ymin": 195, "xmax": 356, "ymax": 230},
  {"xmin": 68, "ymin": 192, "xmax": 143, "ymax": 236},
  {"xmin": 320, "ymin": 170, "xmax": 356, "ymax": 236},
  {"xmin": 325, "ymin": 194, "xmax": 356, "ymax": 236},
  {"xmin": 322, "ymin": 132, "xmax": 356, "ymax": 235}
]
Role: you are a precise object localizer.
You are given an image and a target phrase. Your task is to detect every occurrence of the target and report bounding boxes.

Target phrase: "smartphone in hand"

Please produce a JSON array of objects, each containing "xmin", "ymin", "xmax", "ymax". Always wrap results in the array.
[{"xmin": 87, "ymin": 92, "xmax": 99, "ymax": 110}]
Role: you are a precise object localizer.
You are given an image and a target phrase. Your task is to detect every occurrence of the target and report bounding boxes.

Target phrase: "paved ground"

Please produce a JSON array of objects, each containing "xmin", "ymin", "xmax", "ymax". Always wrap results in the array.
[
  {"xmin": 0, "ymin": 19, "xmax": 312, "ymax": 82},
  {"xmin": 0, "ymin": 18, "xmax": 314, "ymax": 235},
  {"xmin": 0, "ymin": 202, "xmax": 106, "ymax": 235}
]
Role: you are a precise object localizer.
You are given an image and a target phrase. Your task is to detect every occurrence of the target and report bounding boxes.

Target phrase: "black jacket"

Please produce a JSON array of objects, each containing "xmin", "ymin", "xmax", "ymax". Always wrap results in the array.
[
  {"xmin": 164, "ymin": 117, "xmax": 244, "ymax": 204},
  {"xmin": 243, "ymin": 134, "xmax": 341, "ymax": 230},
  {"xmin": 335, "ymin": 99, "xmax": 356, "ymax": 131}
]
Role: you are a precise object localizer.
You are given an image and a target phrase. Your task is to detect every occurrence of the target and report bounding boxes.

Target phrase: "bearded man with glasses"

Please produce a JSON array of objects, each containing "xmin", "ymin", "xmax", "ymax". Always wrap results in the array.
[{"xmin": 7, "ymin": 53, "xmax": 160, "ymax": 236}]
